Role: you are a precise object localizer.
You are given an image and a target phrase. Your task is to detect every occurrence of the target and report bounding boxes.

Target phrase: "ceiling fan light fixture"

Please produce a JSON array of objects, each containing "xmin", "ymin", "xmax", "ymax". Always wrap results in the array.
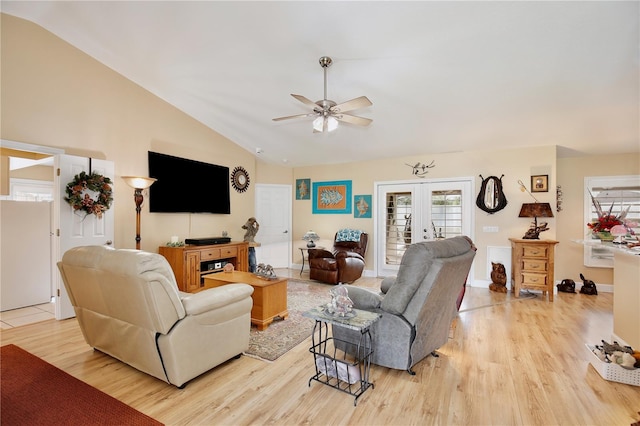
[
  {"xmin": 312, "ymin": 116, "xmax": 323, "ymax": 132},
  {"xmin": 273, "ymin": 56, "xmax": 372, "ymax": 131},
  {"xmin": 312, "ymin": 116, "xmax": 338, "ymax": 133},
  {"xmin": 327, "ymin": 116, "xmax": 338, "ymax": 132}
]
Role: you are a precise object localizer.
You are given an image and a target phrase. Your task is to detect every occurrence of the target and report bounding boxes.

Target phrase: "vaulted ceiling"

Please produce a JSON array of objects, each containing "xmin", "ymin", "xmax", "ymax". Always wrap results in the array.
[{"xmin": 2, "ymin": 1, "xmax": 638, "ymax": 167}]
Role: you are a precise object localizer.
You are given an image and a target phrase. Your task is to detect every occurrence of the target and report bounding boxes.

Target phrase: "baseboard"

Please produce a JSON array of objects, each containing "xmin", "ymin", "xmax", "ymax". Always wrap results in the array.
[
  {"xmin": 291, "ymin": 265, "xmax": 615, "ymax": 293},
  {"xmin": 469, "ymin": 279, "xmax": 613, "ymax": 293}
]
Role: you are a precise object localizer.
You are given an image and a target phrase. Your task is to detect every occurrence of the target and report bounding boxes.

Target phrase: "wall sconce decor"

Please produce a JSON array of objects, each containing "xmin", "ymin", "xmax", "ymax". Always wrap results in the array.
[
  {"xmin": 556, "ymin": 185, "xmax": 563, "ymax": 212},
  {"xmin": 303, "ymin": 230, "xmax": 320, "ymax": 248},
  {"xmin": 122, "ymin": 176, "xmax": 157, "ymax": 250},
  {"xmin": 405, "ymin": 160, "xmax": 435, "ymax": 178}
]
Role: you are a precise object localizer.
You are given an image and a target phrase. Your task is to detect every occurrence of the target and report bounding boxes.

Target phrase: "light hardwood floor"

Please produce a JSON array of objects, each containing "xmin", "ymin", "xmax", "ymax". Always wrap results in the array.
[{"xmin": 1, "ymin": 270, "xmax": 638, "ymax": 425}]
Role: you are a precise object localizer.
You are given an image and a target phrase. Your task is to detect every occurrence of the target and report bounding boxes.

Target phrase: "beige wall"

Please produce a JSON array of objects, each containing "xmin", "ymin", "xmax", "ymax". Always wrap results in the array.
[
  {"xmin": 292, "ymin": 146, "xmax": 558, "ymax": 282},
  {"xmin": 10, "ymin": 165, "xmax": 54, "ymax": 181},
  {"xmin": 1, "ymin": 14, "xmax": 258, "ymax": 252}
]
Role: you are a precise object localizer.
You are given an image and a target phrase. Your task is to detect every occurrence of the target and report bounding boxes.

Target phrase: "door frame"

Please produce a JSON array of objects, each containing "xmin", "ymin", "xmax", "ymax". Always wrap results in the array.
[
  {"xmin": 1, "ymin": 139, "xmax": 64, "ymax": 309},
  {"xmin": 373, "ymin": 177, "xmax": 475, "ymax": 278},
  {"xmin": 254, "ymin": 183, "xmax": 292, "ymax": 268}
]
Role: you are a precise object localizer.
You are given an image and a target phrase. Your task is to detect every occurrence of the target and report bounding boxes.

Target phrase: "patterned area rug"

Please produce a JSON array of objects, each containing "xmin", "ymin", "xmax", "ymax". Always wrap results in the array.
[{"xmin": 245, "ymin": 279, "xmax": 332, "ymax": 362}]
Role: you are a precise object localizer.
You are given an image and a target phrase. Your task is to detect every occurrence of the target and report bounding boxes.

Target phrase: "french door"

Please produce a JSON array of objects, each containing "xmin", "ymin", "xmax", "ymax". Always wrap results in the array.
[{"xmin": 376, "ymin": 178, "xmax": 474, "ymax": 277}]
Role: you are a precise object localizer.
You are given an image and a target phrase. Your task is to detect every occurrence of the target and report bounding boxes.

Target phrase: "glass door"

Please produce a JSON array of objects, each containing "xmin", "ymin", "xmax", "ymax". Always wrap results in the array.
[{"xmin": 376, "ymin": 178, "xmax": 473, "ymax": 277}]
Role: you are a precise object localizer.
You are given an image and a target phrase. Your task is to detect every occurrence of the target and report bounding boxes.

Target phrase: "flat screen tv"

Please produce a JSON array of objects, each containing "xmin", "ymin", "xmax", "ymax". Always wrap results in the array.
[{"xmin": 148, "ymin": 151, "xmax": 230, "ymax": 214}]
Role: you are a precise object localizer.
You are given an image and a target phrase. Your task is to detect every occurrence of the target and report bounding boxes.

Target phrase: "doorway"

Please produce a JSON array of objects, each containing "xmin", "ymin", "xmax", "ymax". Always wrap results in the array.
[
  {"xmin": 254, "ymin": 184, "xmax": 292, "ymax": 268},
  {"xmin": 375, "ymin": 177, "xmax": 474, "ymax": 278},
  {"xmin": 1, "ymin": 140, "xmax": 115, "ymax": 320}
]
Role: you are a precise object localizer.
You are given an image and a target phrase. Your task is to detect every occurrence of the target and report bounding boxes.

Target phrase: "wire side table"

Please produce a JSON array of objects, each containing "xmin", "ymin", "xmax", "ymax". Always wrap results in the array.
[{"xmin": 303, "ymin": 306, "xmax": 381, "ymax": 406}]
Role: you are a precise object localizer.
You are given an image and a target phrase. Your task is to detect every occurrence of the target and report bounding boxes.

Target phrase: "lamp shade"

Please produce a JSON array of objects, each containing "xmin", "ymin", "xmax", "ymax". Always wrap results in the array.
[
  {"xmin": 518, "ymin": 203, "xmax": 554, "ymax": 218},
  {"xmin": 122, "ymin": 176, "xmax": 157, "ymax": 189},
  {"xmin": 303, "ymin": 231, "xmax": 320, "ymax": 248}
]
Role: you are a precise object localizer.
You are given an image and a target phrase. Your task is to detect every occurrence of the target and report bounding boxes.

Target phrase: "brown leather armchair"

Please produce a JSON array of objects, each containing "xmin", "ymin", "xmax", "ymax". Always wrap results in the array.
[{"xmin": 308, "ymin": 230, "xmax": 368, "ymax": 284}]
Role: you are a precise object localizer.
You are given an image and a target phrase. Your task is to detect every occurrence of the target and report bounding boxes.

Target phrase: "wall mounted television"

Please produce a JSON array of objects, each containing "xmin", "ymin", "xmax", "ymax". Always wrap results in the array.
[{"xmin": 148, "ymin": 151, "xmax": 230, "ymax": 214}]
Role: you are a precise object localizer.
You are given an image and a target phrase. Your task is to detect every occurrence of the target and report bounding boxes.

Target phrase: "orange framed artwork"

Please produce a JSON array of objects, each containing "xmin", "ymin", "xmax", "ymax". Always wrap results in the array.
[{"xmin": 312, "ymin": 180, "xmax": 352, "ymax": 214}]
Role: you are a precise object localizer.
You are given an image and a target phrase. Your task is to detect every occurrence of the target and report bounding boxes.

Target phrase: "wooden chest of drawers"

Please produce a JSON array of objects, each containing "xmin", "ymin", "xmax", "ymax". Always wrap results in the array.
[{"xmin": 509, "ymin": 238, "xmax": 559, "ymax": 302}]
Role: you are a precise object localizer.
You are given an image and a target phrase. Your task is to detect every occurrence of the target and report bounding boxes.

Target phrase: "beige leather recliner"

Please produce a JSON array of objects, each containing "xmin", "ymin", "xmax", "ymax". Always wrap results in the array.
[{"xmin": 57, "ymin": 245, "xmax": 254, "ymax": 388}]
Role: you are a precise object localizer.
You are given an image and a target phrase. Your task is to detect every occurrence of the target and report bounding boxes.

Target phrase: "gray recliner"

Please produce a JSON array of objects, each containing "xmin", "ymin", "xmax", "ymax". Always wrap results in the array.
[{"xmin": 332, "ymin": 236, "xmax": 476, "ymax": 374}]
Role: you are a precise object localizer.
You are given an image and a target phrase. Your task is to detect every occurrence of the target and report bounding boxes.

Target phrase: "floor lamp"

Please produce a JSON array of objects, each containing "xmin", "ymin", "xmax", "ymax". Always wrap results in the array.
[{"xmin": 122, "ymin": 176, "xmax": 157, "ymax": 250}]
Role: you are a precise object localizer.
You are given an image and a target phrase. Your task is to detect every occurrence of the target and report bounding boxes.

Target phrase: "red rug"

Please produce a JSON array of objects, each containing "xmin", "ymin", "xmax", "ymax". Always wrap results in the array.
[{"xmin": 1, "ymin": 344, "xmax": 163, "ymax": 426}]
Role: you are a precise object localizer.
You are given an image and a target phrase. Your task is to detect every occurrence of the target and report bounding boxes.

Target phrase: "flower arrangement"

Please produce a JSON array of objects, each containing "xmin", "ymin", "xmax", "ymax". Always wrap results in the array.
[
  {"xmin": 586, "ymin": 190, "xmax": 634, "ymax": 237},
  {"xmin": 64, "ymin": 171, "xmax": 113, "ymax": 218},
  {"xmin": 587, "ymin": 214, "xmax": 624, "ymax": 234}
]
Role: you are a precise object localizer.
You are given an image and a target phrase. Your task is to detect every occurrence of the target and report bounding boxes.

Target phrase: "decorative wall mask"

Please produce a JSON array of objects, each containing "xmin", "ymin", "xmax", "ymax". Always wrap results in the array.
[{"xmin": 476, "ymin": 175, "xmax": 508, "ymax": 214}]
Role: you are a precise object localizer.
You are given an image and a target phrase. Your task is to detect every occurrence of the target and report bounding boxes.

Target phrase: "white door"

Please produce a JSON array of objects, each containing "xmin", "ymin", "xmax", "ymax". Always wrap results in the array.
[
  {"xmin": 54, "ymin": 155, "xmax": 115, "ymax": 319},
  {"xmin": 376, "ymin": 178, "xmax": 474, "ymax": 278},
  {"xmin": 0, "ymin": 201, "xmax": 52, "ymax": 311},
  {"xmin": 255, "ymin": 184, "xmax": 291, "ymax": 268}
]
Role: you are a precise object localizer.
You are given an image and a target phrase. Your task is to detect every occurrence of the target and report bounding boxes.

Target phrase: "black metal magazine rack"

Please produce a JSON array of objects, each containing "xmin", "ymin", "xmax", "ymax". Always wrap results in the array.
[{"xmin": 303, "ymin": 307, "xmax": 381, "ymax": 406}]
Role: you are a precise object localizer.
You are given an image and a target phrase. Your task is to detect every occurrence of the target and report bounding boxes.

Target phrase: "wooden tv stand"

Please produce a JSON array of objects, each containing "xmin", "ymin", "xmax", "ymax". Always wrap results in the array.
[{"xmin": 158, "ymin": 241, "xmax": 249, "ymax": 293}]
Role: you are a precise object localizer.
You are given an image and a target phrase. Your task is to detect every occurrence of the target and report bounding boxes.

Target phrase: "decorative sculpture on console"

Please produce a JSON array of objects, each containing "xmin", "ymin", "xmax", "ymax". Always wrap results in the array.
[
  {"xmin": 325, "ymin": 284, "xmax": 354, "ymax": 317},
  {"xmin": 255, "ymin": 263, "xmax": 277, "ymax": 280},
  {"xmin": 242, "ymin": 217, "xmax": 260, "ymax": 243},
  {"xmin": 242, "ymin": 217, "xmax": 260, "ymax": 272}
]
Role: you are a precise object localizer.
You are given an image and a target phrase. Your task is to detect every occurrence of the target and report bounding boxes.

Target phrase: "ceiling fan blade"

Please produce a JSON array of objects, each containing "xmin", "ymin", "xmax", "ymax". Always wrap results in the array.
[
  {"xmin": 291, "ymin": 94, "xmax": 319, "ymax": 108},
  {"xmin": 335, "ymin": 113, "xmax": 373, "ymax": 126},
  {"xmin": 272, "ymin": 112, "xmax": 316, "ymax": 122},
  {"xmin": 332, "ymin": 96, "xmax": 372, "ymax": 113}
]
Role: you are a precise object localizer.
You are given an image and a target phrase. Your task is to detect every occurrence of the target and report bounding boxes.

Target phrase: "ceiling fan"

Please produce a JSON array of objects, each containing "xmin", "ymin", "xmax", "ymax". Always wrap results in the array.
[{"xmin": 272, "ymin": 56, "xmax": 373, "ymax": 133}]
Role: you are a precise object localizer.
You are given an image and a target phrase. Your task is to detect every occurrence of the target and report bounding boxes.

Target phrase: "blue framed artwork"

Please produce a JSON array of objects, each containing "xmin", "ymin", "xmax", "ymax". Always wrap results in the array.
[
  {"xmin": 296, "ymin": 178, "xmax": 311, "ymax": 200},
  {"xmin": 312, "ymin": 180, "xmax": 352, "ymax": 214},
  {"xmin": 354, "ymin": 194, "xmax": 372, "ymax": 218}
]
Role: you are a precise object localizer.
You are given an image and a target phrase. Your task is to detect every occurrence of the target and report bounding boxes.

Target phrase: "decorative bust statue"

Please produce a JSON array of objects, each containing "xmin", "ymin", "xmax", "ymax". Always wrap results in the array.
[{"xmin": 242, "ymin": 217, "xmax": 260, "ymax": 243}]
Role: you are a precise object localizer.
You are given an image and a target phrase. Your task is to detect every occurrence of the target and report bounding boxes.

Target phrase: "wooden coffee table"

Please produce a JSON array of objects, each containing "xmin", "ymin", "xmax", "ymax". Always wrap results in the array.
[{"xmin": 202, "ymin": 271, "xmax": 288, "ymax": 330}]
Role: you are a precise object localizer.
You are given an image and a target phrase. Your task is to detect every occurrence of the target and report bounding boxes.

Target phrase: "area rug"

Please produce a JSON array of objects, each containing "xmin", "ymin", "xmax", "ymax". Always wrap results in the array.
[
  {"xmin": 246, "ymin": 279, "xmax": 332, "ymax": 361},
  {"xmin": 0, "ymin": 344, "xmax": 163, "ymax": 426}
]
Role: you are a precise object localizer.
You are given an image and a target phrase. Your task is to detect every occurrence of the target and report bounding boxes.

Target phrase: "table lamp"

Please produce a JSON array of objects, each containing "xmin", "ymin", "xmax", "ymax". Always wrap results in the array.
[
  {"xmin": 518, "ymin": 202, "xmax": 554, "ymax": 239},
  {"xmin": 303, "ymin": 231, "xmax": 320, "ymax": 248}
]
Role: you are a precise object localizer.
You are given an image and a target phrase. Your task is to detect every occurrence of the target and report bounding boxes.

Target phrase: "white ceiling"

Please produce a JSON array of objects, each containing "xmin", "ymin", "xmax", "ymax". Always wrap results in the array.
[{"xmin": 2, "ymin": 1, "xmax": 638, "ymax": 167}]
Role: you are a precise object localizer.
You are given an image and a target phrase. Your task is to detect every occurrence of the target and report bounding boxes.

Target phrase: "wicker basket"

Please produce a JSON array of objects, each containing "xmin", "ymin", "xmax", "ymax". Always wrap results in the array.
[{"xmin": 585, "ymin": 344, "xmax": 640, "ymax": 386}]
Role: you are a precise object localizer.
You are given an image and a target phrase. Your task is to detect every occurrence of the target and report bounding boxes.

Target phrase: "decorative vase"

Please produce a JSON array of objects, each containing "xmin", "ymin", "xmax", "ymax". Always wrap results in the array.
[{"xmin": 595, "ymin": 231, "xmax": 615, "ymax": 242}]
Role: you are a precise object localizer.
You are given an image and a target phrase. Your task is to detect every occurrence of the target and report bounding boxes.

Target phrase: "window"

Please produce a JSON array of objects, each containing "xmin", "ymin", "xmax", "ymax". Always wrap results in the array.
[
  {"xmin": 431, "ymin": 190, "xmax": 462, "ymax": 239},
  {"xmin": 584, "ymin": 175, "xmax": 640, "ymax": 267},
  {"xmin": 385, "ymin": 192, "xmax": 412, "ymax": 266},
  {"xmin": 1, "ymin": 179, "xmax": 54, "ymax": 202}
]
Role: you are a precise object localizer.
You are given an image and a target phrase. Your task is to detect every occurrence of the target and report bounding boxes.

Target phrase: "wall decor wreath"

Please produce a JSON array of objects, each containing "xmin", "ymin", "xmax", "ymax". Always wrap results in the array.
[{"xmin": 65, "ymin": 171, "xmax": 113, "ymax": 218}]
